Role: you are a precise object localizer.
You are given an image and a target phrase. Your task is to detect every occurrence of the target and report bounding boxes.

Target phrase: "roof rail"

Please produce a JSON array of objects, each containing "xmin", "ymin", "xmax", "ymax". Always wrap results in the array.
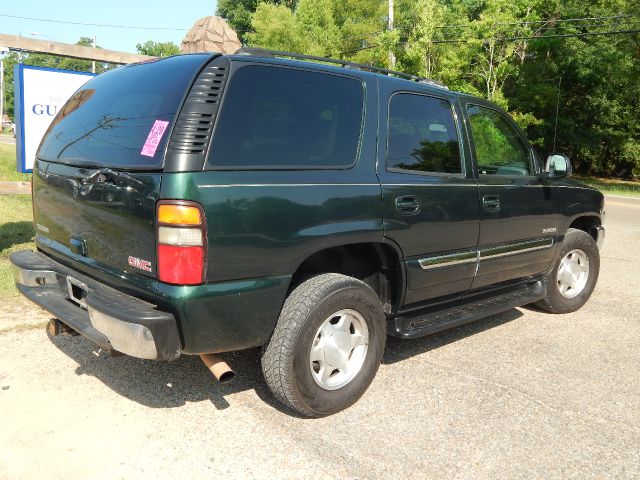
[{"xmin": 234, "ymin": 48, "xmax": 448, "ymax": 89}]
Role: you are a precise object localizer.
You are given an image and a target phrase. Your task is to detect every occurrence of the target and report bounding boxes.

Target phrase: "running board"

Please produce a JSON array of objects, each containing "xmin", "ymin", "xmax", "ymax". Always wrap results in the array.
[{"xmin": 389, "ymin": 280, "xmax": 546, "ymax": 339}]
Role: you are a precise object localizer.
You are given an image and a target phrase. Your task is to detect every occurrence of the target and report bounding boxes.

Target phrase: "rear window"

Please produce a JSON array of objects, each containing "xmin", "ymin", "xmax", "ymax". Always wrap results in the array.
[
  {"xmin": 37, "ymin": 54, "xmax": 210, "ymax": 169},
  {"xmin": 208, "ymin": 65, "xmax": 364, "ymax": 169}
]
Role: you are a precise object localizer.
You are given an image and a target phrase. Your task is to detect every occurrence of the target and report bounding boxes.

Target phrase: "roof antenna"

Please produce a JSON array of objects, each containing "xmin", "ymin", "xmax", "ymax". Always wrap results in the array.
[{"xmin": 552, "ymin": 76, "xmax": 562, "ymax": 152}]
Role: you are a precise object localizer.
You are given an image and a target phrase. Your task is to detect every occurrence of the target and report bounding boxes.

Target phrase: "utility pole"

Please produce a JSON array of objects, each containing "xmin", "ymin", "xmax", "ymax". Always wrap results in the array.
[
  {"xmin": 388, "ymin": 0, "xmax": 396, "ymax": 69},
  {"xmin": 92, "ymin": 35, "xmax": 96, "ymax": 73}
]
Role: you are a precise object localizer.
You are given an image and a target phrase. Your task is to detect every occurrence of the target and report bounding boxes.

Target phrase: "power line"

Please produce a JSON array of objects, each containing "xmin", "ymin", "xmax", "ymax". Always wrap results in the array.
[
  {"xmin": 434, "ymin": 14, "xmax": 633, "ymax": 29},
  {"xmin": 338, "ymin": 14, "xmax": 637, "ymax": 45},
  {"xmin": 431, "ymin": 28, "xmax": 640, "ymax": 44},
  {"xmin": 340, "ymin": 28, "xmax": 640, "ymax": 55},
  {"xmin": 433, "ymin": 19, "xmax": 639, "ymax": 42},
  {"xmin": 0, "ymin": 13, "xmax": 189, "ymax": 31}
]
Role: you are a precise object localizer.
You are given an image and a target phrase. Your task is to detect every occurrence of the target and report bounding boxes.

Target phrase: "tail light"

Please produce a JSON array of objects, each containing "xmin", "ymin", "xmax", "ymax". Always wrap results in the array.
[{"xmin": 156, "ymin": 200, "xmax": 207, "ymax": 285}]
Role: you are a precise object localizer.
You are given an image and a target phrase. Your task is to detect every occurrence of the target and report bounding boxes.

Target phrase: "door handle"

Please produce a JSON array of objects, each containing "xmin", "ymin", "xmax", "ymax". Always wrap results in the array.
[
  {"xmin": 482, "ymin": 195, "xmax": 501, "ymax": 212},
  {"xmin": 395, "ymin": 195, "xmax": 421, "ymax": 215}
]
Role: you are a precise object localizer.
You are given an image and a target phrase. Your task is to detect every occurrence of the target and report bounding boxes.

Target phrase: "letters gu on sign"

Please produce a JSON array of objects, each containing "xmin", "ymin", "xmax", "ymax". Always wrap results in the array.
[{"xmin": 14, "ymin": 65, "xmax": 95, "ymax": 173}]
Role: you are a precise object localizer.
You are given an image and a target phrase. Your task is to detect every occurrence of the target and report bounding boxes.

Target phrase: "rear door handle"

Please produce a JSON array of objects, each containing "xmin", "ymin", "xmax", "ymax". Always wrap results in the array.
[
  {"xmin": 395, "ymin": 195, "xmax": 421, "ymax": 215},
  {"xmin": 482, "ymin": 195, "xmax": 501, "ymax": 212}
]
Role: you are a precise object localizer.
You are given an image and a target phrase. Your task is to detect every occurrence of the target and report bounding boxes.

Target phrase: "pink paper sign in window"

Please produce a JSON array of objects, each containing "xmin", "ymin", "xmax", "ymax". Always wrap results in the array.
[{"xmin": 141, "ymin": 120, "xmax": 170, "ymax": 157}]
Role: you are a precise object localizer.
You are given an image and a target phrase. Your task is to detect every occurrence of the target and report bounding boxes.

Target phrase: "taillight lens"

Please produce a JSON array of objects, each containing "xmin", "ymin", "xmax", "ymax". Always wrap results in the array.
[
  {"xmin": 156, "ymin": 201, "xmax": 206, "ymax": 285},
  {"xmin": 158, "ymin": 204, "xmax": 202, "ymax": 225}
]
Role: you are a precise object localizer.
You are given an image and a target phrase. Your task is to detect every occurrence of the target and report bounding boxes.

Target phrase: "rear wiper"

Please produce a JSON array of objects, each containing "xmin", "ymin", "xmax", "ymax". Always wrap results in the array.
[{"xmin": 84, "ymin": 168, "xmax": 143, "ymax": 186}]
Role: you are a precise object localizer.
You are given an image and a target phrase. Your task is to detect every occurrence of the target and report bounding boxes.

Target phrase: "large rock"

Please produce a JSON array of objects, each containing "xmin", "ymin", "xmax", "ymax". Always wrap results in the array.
[{"xmin": 180, "ymin": 16, "xmax": 242, "ymax": 54}]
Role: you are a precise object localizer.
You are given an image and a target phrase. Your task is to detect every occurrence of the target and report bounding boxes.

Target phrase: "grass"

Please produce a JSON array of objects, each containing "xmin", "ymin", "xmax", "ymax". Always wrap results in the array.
[
  {"xmin": 0, "ymin": 143, "xmax": 31, "ymax": 182},
  {"xmin": 575, "ymin": 176, "xmax": 640, "ymax": 198},
  {"xmin": 0, "ymin": 195, "xmax": 35, "ymax": 298}
]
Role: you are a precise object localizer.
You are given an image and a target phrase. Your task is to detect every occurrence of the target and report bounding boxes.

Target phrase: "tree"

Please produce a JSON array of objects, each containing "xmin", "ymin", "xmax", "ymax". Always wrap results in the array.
[
  {"xmin": 505, "ymin": 0, "xmax": 640, "ymax": 176},
  {"xmin": 136, "ymin": 40, "xmax": 180, "ymax": 57},
  {"xmin": 217, "ymin": 0, "xmax": 299, "ymax": 42},
  {"xmin": 217, "ymin": 0, "xmax": 258, "ymax": 42},
  {"xmin": 248, "ymin": 0, "xmax": 386, "ymax": 62},
  {"xmin": 248, "ymin": 3, "xmax": 304, "ymax": 53}
]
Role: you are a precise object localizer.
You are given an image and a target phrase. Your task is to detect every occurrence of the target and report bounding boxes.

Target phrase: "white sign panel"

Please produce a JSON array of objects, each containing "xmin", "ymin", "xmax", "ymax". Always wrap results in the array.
[{"xmin": 15, "ymin": 65, "xmax": 95, "ymax": 172}]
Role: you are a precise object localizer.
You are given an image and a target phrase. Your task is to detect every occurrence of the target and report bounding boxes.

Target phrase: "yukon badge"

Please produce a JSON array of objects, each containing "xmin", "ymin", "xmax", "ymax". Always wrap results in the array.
[
  {"xmin": 542, "ymin": 227, "xmax": 557, "ymax": 234},
  {"xmin": 128, "ymin": 256, "xmax": 152, "ymax": 272}
]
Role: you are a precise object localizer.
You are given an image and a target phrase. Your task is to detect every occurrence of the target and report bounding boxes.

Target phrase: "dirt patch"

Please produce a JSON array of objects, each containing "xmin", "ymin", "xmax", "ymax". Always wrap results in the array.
[{"xmin": 0, "ymin": 296, "xmax": 52, "ymax": 334}]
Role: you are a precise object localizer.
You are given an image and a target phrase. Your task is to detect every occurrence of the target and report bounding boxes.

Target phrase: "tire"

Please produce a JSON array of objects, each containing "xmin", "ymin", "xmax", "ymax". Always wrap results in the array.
[
  {"xmin": 261, "ymin": 273, "xmax": 386, "ymax": 417},
  {"xmin": 536, "ymin": 228, "xmax": 600, "ymax": 314}
]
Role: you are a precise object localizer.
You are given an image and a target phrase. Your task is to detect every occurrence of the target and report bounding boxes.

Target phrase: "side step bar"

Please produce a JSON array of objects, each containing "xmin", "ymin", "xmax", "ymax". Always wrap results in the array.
[{"xmin": 389, "ymin": 279, "xmax": 546, "ymax": 339}]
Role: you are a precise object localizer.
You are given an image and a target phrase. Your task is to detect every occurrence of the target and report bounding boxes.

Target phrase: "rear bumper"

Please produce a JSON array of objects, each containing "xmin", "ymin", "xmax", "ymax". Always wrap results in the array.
[{"xmin": 9, "ymin": 250, "xmax": 181, "ymax": 361}]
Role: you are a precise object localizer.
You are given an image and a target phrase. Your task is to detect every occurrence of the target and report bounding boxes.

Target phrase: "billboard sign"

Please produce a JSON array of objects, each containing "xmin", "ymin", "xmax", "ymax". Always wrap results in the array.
[{"xmin": 14, "ymin": 65, "xmax": 95, "ymax": 173}]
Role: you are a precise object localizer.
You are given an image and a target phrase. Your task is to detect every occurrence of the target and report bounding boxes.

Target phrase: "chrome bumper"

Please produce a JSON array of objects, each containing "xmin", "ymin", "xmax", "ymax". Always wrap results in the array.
[{"xmin": 9, "ymin": 250, "xmax": 181, "ymax": 361}]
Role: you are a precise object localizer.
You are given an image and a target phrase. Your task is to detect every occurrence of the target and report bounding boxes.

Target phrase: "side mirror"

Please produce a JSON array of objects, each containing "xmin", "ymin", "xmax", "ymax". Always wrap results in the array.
[{"xmin": 545, "ymin": 153, "xmax": 572, "ymax": 177}]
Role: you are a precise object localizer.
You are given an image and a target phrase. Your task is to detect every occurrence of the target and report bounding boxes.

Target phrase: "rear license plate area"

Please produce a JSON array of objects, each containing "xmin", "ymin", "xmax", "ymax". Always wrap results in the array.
[{"xmin": 66, "ymin": 276, "xmax": 88, "ymax": 310}]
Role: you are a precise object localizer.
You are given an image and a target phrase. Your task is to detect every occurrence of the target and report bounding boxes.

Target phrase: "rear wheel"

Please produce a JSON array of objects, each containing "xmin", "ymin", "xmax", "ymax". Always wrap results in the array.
[
  {"xmin": 261, "ymin": 273, "xmax": 385, "ymax": 417},
  {"xmin": 536, "ymin": 228, "xmax": 600, "ymax": 313}
]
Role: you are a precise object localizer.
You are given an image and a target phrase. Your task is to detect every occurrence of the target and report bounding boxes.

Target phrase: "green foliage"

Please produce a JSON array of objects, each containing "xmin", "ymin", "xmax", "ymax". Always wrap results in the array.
[
  {"xmin": 217, "ymin": 0, "xmax": 299, "ymax": 42},
  {"xmin": 217, "ymin": 0, "xmax": 258, "ymax": 42},
  {"xmin": 0, "ymin": 144, "xmax": 30, "ymax": 182},
  {"xmin": 249, "ymin": 3, "xmax": 303, "ymax": 53},
  {"xmin": 0, "ymin": 195, "xmax": 35, "ymax": 298},
  {"xmin": 575, "ymin": 176, "xmax": 640, "ymax": 198},
  {"xmin": 136, "ymin": 40, "xmax": 179, "ymax": 57}
]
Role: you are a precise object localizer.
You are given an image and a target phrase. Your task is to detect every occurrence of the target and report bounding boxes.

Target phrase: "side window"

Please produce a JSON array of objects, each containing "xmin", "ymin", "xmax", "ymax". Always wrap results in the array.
[
  {"xmin": 208, "ymin": 66, "xmax": 364, "ymax": 169},
  {"xmin": 467, "ymin": 105, "xmax": 532, "ymax": 176},
  {"xmin": 387, "ymin": 93, "xmax": 462, "ymax": 174}
]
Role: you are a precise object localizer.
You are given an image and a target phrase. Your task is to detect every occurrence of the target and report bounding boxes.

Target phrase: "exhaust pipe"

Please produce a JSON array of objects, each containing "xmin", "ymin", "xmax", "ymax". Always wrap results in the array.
[
  {"xmin": 200, "ymin": 353, "xmax": 235, "ymax": 384},
  {"xmin": 46, "ymin": 319, "xmax": 79, "ymax": 337}
]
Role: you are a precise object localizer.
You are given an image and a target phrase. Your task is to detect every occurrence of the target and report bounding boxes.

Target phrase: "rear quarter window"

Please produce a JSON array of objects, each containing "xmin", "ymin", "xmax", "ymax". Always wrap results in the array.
[
  {"xmin": 207, "ymin": 65, "xmax": 364, "ymax": 169},
  {"xmin": 37, "ymin": 54, "xmax": 210, "ymax": 169}
]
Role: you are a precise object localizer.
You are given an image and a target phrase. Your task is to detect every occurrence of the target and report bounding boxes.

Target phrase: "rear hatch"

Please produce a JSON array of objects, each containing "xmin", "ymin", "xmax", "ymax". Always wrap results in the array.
[{"xmin": 32, "ymin": 54, "xmax": 213, "ymax": 294}]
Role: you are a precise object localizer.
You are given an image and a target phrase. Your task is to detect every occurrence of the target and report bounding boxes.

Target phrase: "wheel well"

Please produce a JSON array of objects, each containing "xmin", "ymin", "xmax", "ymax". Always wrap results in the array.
[
  {"xmin": 569, "ymin": 216, "xmax": 601, "ymax": 240},
  {"xmin": 289, "ymin": 243, "xmax": 403, "ymax": 314}
]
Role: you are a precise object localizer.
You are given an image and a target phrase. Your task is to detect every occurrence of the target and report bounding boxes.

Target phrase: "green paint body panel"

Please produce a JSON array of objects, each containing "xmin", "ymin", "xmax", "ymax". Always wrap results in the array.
[
  {"xmin": 160, "ymin": 171, "xmax": 384, "ymax": 283},
  {"xmin": 24, "ymin": 54, "xmax": 605, "ymax": 357},
  {"xmin": 154, "ymin": 276, "xmax": 291, "ymax": 354}
]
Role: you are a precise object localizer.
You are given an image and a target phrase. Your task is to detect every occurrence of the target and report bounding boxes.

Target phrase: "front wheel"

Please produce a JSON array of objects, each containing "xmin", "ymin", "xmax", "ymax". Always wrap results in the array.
[
  {"xmin": 536, "ymin": 228, "xmax": 600, "ymax": 314},
  {"xmin": 261, "ymin": 273, "xmax": 386, "ymax": 417}
]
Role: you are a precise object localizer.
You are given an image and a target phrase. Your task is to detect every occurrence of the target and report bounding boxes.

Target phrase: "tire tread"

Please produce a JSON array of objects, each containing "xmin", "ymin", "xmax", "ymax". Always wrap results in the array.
[
  {"xmin": 536, "ymin": 228, "xmax": 600, "ymax": 314},
  {"xmin": 261, "ymin": 273, "xmax": 379, "ymax": 416}
]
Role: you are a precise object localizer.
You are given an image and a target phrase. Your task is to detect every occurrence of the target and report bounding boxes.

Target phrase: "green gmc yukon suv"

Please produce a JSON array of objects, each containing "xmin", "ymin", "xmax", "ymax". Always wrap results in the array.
[{"xmin": 11, "ymin": 49, "xmax": 605, "ymax": 417}]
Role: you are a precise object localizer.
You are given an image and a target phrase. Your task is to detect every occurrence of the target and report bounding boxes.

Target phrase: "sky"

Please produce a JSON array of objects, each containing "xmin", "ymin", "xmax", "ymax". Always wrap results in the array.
[{"xmin": 0, "ymin": 0, "xmax": 219, "ymax": 53}]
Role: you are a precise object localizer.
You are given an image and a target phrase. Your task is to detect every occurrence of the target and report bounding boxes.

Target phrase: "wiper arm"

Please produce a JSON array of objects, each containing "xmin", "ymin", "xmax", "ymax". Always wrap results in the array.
[{"xmin": 83, "ymin": 168, "xmax": 143, "ymax": 186}]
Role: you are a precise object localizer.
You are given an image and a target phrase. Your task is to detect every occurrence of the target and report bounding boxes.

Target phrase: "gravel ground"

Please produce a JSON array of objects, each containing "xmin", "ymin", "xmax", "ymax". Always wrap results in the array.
[{"xmin": 0, "ymin": 195, "xmax": 638, "ymax": 479}]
